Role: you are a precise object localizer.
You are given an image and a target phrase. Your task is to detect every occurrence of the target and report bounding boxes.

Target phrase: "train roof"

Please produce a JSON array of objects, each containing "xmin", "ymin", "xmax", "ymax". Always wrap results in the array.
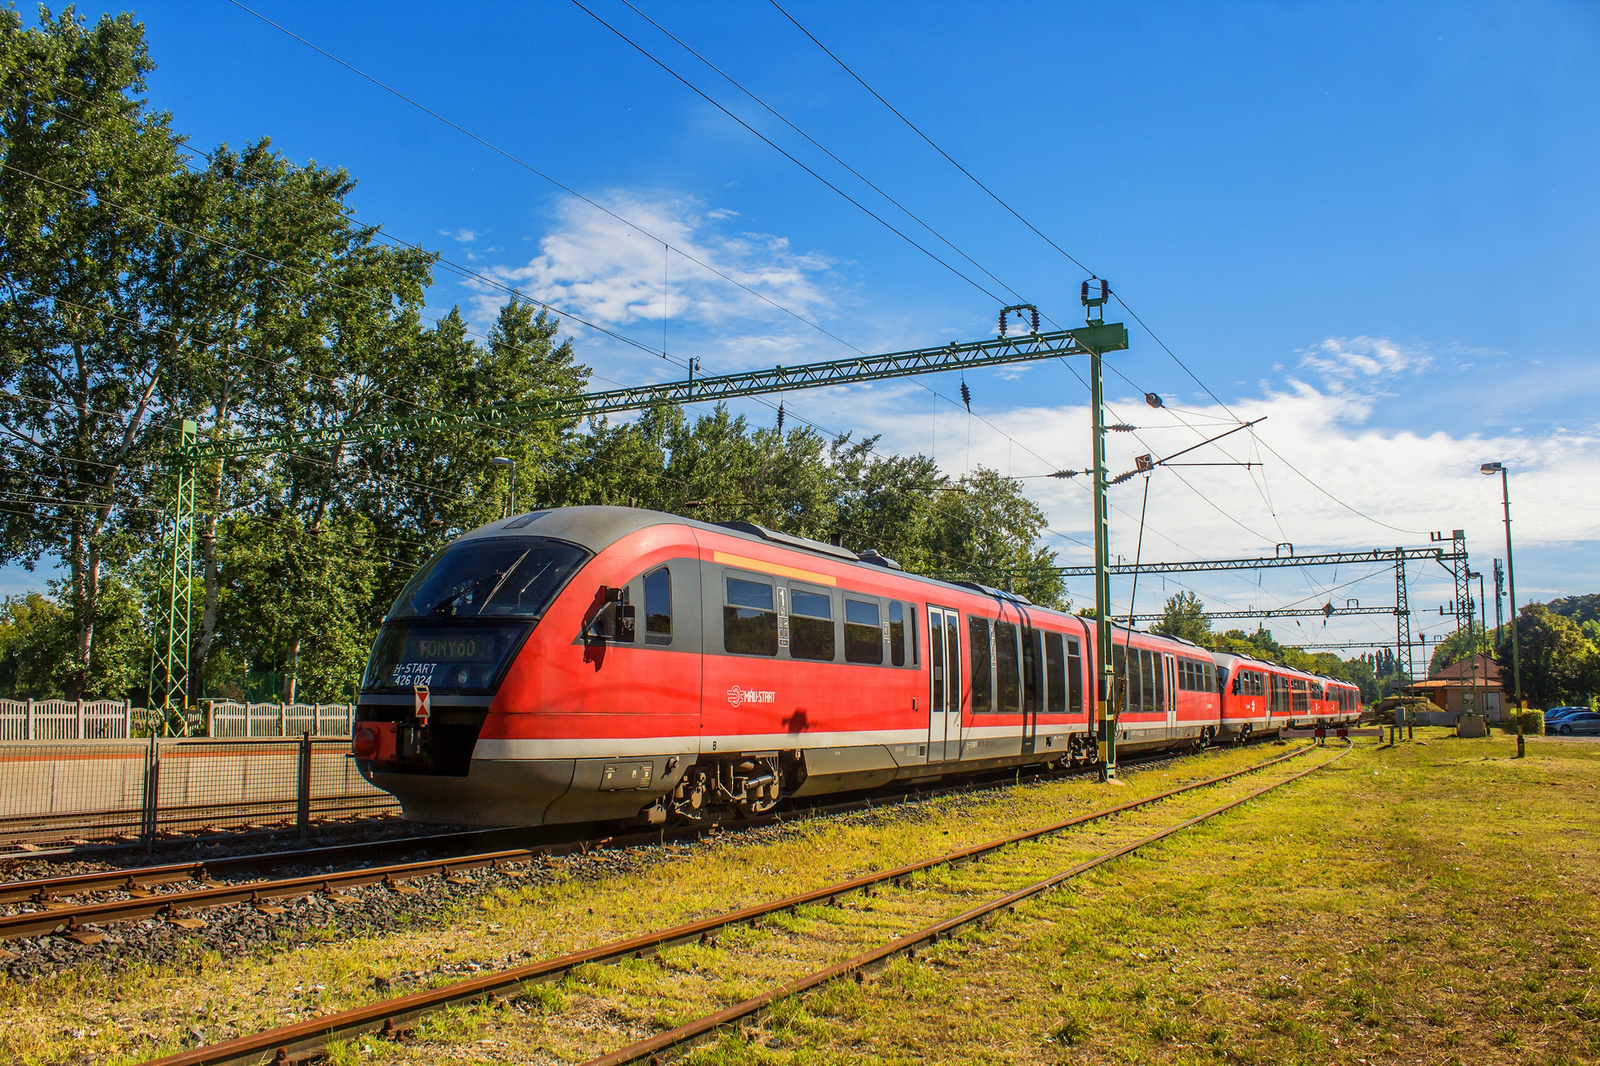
[
  {"xmin": 457, "ymin": 505, "xmax": 1054, "ymax": 611},
  {"xmin": 453, "ymin": 506, "xmax": 1358, "ymax": 685}
]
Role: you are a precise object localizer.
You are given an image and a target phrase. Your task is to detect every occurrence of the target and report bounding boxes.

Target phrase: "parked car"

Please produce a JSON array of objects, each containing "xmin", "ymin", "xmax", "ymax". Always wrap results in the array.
[
  {"xmin": 1547, "ymin": 712, "xmax": 1600, "ymax": 736},
  {"xmin": 1544, "ymin": 706, "xmax": 1589, "ymax": 722}
]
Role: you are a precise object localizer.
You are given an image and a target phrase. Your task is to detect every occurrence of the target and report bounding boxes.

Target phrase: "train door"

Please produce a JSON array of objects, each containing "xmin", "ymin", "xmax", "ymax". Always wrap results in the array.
[
  {"xmin": 926, "ymin": 606, "xmax": 961, "ymax": 762},
  {"xmin": 1164, "ymin": 653, "xmax": 1178, "ymax": 739}
]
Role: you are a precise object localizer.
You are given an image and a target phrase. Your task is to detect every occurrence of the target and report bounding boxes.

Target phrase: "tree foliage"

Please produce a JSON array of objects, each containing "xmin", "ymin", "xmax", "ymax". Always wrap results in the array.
[
  {"xmin": 1499, "ymin": 603, "xmax": 1600, "ymax": 709},
  {"xmin": 1151, "ymin": 591, "xmax": 1210, "ymax": 645}
]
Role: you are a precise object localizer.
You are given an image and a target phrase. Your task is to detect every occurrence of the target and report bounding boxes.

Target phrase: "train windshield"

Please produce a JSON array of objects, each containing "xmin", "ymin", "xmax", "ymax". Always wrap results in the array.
[{"xmin": 386, "ymin": 537, "xmax": 591, "ymax": 621}]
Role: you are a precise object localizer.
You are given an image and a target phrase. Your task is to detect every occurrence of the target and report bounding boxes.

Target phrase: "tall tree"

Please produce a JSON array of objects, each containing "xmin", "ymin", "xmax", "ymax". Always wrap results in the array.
[
  {"xmin": 1152, "ymin": 591, "xmax": 1211, "ymax": 645},
  {"xmin": 0, "ymin": 9, "xmax": 187, "ymax": 696}
]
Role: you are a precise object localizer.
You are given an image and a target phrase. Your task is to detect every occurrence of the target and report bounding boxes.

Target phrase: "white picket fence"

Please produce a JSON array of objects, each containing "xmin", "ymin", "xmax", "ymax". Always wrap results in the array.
[
  {"xmin": 0, "ymin": 699, "xmax": 357, "ymax": 739},
  {"xmin": 0, "ymin": 699, "xmax": 146, "ymax": 740},
  {"xmin": 201, "ymin": 701, "xmax": 357, "ymax": 738}
]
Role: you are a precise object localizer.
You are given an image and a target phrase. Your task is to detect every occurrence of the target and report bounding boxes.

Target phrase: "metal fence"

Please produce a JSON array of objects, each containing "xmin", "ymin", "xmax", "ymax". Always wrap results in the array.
[
  {"xmin": 0, "ymin": 736, "xmax": 400, "ymax": 846},
  {"xmin": 0, "ymin": 699, "xmax": 356, "ymax": 739}
]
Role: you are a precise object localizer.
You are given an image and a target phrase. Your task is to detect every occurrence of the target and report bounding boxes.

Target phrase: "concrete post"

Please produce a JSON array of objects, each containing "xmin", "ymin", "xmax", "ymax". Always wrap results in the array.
[
  {"xmin": 122, "ymin": 698, "xmax": 132, "ymax": 738},
  {"xmin": 24, "ymin": 698, "xmax": 33, "ymax": 740},
  {"xmin": 74, "ymin": 698, "xmax": 84, "ymax": 739}
]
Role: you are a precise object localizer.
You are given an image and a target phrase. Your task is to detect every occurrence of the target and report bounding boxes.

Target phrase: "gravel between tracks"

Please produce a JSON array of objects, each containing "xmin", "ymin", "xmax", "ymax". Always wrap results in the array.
[
  {"xmin": 0, "ymin": 783, "xmax": 1006, "ymax": 984},
  {"xmin": 1, "ymin": 752, "xmax": 1202, "ymax": 987}
]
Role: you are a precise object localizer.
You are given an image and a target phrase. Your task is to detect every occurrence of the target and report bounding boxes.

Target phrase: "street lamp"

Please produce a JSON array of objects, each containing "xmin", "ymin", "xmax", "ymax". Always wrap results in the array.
[
  {"xmin": 1480, "ymin": 461, "xmax": 1522, "ymax": 708},
  {"xmin": 490, "ymin": 456, "xmax": 517, "ymax": 519}
]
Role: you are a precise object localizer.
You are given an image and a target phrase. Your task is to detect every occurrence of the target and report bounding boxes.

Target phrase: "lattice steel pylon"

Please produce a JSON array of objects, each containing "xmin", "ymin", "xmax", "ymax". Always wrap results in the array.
[
  {"xmin": 1449, "ymin": 530, "xmax": 1478, "ymax": 719},
  {"xmin": 152, "ymin": 418, "xmax": 197, "ymax": 732},
  {"xmin": 1394, "ymin": 548, "xmax": 1413, "ymax": 681}
]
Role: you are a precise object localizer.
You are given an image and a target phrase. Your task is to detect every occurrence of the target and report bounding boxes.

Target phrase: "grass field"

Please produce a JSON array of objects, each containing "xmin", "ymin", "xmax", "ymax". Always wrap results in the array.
[{"xmin": 1, "ymin": 731, "xmax": 1595, "ymax": 1066}]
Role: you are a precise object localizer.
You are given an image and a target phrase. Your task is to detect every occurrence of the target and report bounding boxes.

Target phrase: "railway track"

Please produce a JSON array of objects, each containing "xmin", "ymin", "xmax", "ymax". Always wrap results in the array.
[
  {"xmin": 0, "ymin": 744, "xmax": 1218, "ymax": 941},
  {"xmin": 136, "ymin": 739, "xmax": 1345, "ymax": 1066}
]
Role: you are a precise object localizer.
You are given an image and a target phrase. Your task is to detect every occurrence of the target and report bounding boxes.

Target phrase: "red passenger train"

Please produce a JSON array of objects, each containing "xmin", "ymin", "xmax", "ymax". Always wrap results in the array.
[{"xmin": 351, "ymin": 507, "xmax": 1361, "ymax": 826}]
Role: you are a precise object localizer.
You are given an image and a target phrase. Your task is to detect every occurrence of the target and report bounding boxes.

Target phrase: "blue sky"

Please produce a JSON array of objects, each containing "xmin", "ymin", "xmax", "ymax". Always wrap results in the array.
[{"xmin": 9, "ymin": 0, "xmax": 1599, "ymax": 655}]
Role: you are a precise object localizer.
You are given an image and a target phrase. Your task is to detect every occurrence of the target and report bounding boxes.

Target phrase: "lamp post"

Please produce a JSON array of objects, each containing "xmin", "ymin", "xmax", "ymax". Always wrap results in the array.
[
  {"xmin": 1480, "ymin": 462, "xmax": 1522, "ymax": 709},
  {"xmin": 490, "ymin": 456, "xmax": 517, "ymax": 519}
]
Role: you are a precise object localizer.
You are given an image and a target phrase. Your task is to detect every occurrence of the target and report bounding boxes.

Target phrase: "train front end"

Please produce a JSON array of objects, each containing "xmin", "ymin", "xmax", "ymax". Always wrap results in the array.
[{"xmin": 352, "ymin": 516, "xmax": 598, "ymax": 825}]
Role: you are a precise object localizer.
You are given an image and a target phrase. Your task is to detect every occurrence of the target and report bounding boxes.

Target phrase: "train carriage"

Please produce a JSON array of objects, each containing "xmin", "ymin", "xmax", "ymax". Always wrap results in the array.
[{"xmin": 351, "ymin": 506, "xmax": 1341, "ymax": 828}]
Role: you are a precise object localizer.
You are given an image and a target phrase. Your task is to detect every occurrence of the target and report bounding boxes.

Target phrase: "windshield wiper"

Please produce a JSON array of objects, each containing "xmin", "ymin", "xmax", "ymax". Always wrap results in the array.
[{"xmin": 475, "ymin": 550, "xmax": 531, "ymax": 614}]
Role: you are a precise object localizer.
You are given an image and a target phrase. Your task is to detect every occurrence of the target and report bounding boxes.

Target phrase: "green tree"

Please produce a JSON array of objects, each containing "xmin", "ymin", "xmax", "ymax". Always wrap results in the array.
[
  {"xmin": 918, "ymin": 467, "xmax": 1066, "ymax": 609},
  {"xmin": 213, "ymin": 512, "xmax": 380, "ymax": 703},
  {"xmin": 0, "ymin": 9, "xmax": 186, "ymax": 696},
  {"xmin": 1500, "ymin": 603, "xmax": 1598, "ymax": 708},
  {"xmin": 1151, "ymin": 591, "xmax": 1210, "ymax": 645}
]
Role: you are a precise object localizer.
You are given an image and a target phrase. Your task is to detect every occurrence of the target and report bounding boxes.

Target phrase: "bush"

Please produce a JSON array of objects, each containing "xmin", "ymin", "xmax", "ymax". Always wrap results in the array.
[{"xmin": 1500, "ymin": 709, "xmax": 1544, "ymax": 735}]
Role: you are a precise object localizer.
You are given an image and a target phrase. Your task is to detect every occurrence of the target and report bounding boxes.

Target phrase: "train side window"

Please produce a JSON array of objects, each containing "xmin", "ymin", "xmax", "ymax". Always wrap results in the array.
[
  {"xmin": 790, "ymin": 587, "xmax": 836, "ymax": 661},
  {"xmin": 910, "ymin": 605, "xmax": 920, "ymax": 665},
  {"xmin": 643, "ymin": 566, "xmax": 672, "ymax": 646},
  {"xmin": 1021, "ymin": 628, "xmax": 1041, "ymax": 715},
  {"xmin": 1180, "ymin": 661, "xmax": 1192, "ymax": 691},
  {"xmin": 1044, "ymin": 632, "xmax": 1066, "ymax": 712},
  {"xmin": 1067, "ymin": 638, "xmax": 1084, "ymax": 714},
  {"xmin": 996, "ymin": 623, "xmax": 1021, "ymax": 714},
  {"xmin": 724, "ymin": 576, "xmax": 778, "ymax": 656},
  {"xmin": 889, "ymin": 602, "xmax": 906, "ymax": 667},
  {"xmin": 845, "ymin": 598, "xmax": 884, "ymax": 664},
  {"xmin": 1145, "ymin": 650, "xmax": 1162, "ymax": 712},
  {"xmin": 944, "ymin": 611, "xmax": 958, "ymax": 701},
  {"xmin": 968, "ymin": 617, "xmax": 992, "ymax": 714}
]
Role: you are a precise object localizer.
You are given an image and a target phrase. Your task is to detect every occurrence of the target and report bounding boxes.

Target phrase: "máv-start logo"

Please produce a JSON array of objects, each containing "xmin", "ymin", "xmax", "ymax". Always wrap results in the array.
[{"xmin": 727, "ymin": 685, "xmax": 776, "ymax": 708}]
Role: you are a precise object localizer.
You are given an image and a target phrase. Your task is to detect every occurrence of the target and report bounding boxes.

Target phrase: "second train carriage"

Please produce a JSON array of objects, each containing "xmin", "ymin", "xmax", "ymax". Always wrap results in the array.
[{"xmin": 350, "ymin": 506, "xmax": 1361, "ymax": 827}]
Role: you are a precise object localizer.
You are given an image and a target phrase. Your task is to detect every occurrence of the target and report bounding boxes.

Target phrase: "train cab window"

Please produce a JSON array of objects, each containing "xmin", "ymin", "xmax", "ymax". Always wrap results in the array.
[
  {"xmin": 790, "ymin": 587, "xmax": 836, "ymax": 661},
  {"xmin": 1044, "ymin": 632, "xmax": 1066, "ymax": 712},
  {"xmin": 1021, "ymin": 628, "xmax": 1042, "ymax": 715},
  {"xmin": 968, "ymin": 617, "xmax": 992, "ymax": 714},
  {"xmin": 845, "ymin": 598, "xmax": 884, "ymax": 664},
  {"xmin": 724, "ymin": 576, "xmax": 778, "ymax": 656},
  {"xmin": 889, "ymin": 602, "xmax": 906, "ymax": 666},
  {"xmin": 996, "ymin": 623, "xmax": 1021, "ymax": 714},
  {"xmin": 643, "ymin": 566, "xmax": 672, "ymax": 646}
]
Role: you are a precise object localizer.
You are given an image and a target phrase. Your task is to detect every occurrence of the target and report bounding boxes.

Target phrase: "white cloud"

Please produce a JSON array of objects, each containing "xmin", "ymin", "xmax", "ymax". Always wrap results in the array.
[
  {"xmin": 465, "ymin": 194, "xmax": 838, "ymax": 351},
  {"xmin": 1298, "ymin": 335, "xmax": 1432, "ymax": 387},
  {"xmin": 766, "ymin": 340, "xmax": 1600, "ymax": 631}
]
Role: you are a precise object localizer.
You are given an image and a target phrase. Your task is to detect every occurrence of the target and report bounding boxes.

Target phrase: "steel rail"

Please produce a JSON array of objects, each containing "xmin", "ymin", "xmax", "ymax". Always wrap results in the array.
[
  {"xmin": 137, "ymin": 742, "xmax": 1313, "ymax": 1066},
  {"xmin": 0, "ymin": 742, "xmax": 1203, "ymax": 917},
  {"xmin": 587, "ymin": 740, "xmax": 1353, "ymax": 1066},
  {"xmin": 2, "ymin": 742, "xmax": 1196, "ymax": 935},
  {"xmin": 0, "ymin": 823, "xmax": 566, "ymax": 906}
]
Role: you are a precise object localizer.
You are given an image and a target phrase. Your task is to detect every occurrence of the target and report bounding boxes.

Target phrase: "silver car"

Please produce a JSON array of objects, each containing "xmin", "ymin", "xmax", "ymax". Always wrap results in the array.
[{"xmin": 1549, "ymin": 711, "xmax": 1600, "ymax": 736}]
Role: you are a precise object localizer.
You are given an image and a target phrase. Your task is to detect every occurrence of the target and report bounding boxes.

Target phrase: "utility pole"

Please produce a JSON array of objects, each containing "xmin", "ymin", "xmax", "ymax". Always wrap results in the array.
[
  {"xmin": 1493, "ymin": 558, "xmax": 1505, "ymax": 636},
  {"xmin": 1480, "ymin": 463, "xmax": 1522, "ymax": 708},
  {"xmin": 1083, "ymin": 280, "xmax": 1117, "ymax": 781}
]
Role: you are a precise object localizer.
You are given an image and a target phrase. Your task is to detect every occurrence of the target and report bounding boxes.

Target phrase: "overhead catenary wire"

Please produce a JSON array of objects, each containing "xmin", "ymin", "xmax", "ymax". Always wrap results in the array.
[{"xmin": 771, "ymin": 0, "xmax": 1431, "ymax": 542}]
